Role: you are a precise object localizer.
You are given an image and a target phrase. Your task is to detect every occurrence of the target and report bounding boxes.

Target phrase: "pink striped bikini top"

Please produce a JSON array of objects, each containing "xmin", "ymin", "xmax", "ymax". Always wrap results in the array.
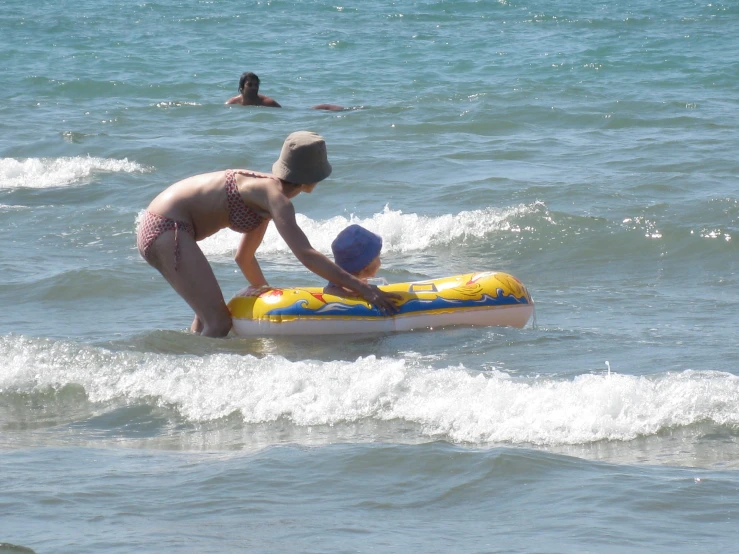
[{"xmin": 225, "ymin": 170, "xmax": 271, "ymax": 233}]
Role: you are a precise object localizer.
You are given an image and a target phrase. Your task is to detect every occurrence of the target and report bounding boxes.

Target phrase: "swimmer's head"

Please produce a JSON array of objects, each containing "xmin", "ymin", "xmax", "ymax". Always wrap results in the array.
[{"xmin": 238, "ymin": 72, "xmax": 260, "ymax": 94}]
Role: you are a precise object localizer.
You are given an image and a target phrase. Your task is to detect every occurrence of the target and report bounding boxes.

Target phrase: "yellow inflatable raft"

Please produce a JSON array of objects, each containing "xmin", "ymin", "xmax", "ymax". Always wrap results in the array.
[{"xmin": 228, "ymin": 271, "xmax": 534, "ymax": 336}]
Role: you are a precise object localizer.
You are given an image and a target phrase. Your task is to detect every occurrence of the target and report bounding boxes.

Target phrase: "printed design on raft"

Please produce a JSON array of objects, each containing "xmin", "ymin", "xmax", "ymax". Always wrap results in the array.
[
  {"xmin": 409, "ymin": 282, "xmax": 438, "ymax": 293},
  {"xmin": 263, "ymin": 287, "xmax": 530, "ymax": 319}
]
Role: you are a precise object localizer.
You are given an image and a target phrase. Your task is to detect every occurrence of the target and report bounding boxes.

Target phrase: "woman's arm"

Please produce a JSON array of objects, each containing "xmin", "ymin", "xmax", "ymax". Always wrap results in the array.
[
  {"xmin": 269, "ymin": 198, "xmax": 399, "ymax": 313},
  {"xmin": 235, "ymin": 220, "xmax": 270, "ymax": 286}
]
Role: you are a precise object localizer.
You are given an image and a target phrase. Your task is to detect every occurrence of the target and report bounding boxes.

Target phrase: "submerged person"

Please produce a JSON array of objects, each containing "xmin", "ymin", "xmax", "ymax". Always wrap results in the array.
[
  {"xmin": 312, "ymin": 104, "xmax": 346, "ymax": 111},
  {"xmin": 225, "ymin": 72, "xmax": 281, "ymax": 107},
  {"xmin": 325, "ymin": 224, "xmax": 387, "ymax": 296},
  {"xmin": 137, "ymin": 131, "xmax": 399, "ymax": 337}
]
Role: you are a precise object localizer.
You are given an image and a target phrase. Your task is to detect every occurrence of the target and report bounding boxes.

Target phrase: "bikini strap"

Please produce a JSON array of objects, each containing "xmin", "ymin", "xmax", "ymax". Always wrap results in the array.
[{"xmin": 232, "ymin": 169, "xmax": 280, "ymax": 182}]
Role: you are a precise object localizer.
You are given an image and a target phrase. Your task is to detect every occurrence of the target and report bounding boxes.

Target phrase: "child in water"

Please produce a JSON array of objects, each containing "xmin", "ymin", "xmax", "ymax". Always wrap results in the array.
[
  {"xmin": 326, "ymin": 224, "xmax": 387, "ymax": 295},
  {"xmin": 239, "ymin": 223, "xmax": 391, "ymax": 300}
]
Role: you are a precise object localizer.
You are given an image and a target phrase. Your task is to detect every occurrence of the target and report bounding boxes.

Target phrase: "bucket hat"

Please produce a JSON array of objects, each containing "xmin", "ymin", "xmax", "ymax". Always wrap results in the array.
[
  {"xmin": 272, "ymin": 131, "xmax": 332, "ymax": 184},
  {"xmin": 331, "ymin": 224, "xmax": 383, "ymax": 274}
]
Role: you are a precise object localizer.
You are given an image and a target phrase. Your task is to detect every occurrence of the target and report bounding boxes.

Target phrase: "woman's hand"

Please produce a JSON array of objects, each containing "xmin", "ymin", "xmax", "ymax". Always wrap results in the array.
[
  {"xmin": 360, "ymin": 284, "xmax": 401, "ymax": 315},
  {"xmin": 234, "ymin": 284, "xmax": 272, "ymax": 297},
  {"xmin": 245, "ymin": 284, "xmax": 272, "ymax": 296}
]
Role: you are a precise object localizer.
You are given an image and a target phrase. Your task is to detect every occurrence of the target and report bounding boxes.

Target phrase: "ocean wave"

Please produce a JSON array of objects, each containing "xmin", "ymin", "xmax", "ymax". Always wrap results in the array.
[
  {"xmin": 2, "ymin": 335, "xmax": 738, "ymax": 448},
  {"xmin": 0, "ymin": 204, "xmax": 30, "ymax": 212},
  {"xmin": 0, "ymin": 156, "xmax": 150, "ymax": 189},
  {"xmin": 194, "ymin": 199, "xmax": 736, "ymax": 274},
  {"xmin": 198, "ymin": 203, "xmax": 540, "ymax": 258}
]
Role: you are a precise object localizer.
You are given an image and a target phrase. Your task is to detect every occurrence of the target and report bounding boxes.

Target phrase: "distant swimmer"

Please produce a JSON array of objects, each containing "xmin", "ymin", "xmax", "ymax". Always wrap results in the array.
[
  {"xmin": 225, "ymin": 72, "xmax": 345, "ymax": 110},
  {"xmin": 225, "ymin": 72, "xmax": 281, "ymax": 107}
]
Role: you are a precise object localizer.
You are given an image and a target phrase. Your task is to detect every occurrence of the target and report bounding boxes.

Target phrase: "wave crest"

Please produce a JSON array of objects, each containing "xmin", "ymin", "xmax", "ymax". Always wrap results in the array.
[{"xmin": 0, "ymin": 156, "xmax": 150, "ymax": 189}]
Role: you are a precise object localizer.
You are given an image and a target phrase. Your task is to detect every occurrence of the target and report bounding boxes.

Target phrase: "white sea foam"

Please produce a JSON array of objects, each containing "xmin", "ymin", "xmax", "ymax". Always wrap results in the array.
[
  {"xmin": 199, "ymin": 203, "xmax": 537, "ymax": 258},
  {"xmin": 3, "ymin": 336, "xmax": 738, "ymax": 447},
  {"xmin": 0, "ymin": 156, "xmax": 149, "ymax": 189}
]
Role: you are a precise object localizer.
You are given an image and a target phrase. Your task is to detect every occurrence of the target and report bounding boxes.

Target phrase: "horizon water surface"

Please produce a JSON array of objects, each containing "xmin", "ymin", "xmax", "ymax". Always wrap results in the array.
[{"xmin": 1, "ymin": 0, "xmax": 738, "ymax": 552}]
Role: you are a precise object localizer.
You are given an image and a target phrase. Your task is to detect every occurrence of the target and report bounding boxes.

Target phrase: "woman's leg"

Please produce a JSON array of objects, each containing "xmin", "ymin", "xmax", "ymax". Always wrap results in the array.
[{"xmin": 147, "ymin": 230, "xmax": 233, "ymax": 337}]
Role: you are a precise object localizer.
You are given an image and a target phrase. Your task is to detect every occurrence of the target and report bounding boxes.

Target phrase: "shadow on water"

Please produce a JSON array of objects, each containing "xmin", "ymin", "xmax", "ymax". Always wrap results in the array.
[{"xmin": 0, "ymin": 543, "xmax": 37, "ymax": 554}]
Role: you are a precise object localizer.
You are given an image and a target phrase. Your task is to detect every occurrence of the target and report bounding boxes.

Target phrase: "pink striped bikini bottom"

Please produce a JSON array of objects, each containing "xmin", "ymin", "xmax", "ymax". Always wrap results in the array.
[{"xmin": 136, "ymin": 210, "xmax": 195, "ymax": 270}]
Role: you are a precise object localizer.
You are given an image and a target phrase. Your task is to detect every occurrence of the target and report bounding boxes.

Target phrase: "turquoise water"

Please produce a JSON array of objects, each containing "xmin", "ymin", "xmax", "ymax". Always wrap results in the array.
[{"xmin": 2, "ymin": 0, "xmax": 739, "ymax": 552}]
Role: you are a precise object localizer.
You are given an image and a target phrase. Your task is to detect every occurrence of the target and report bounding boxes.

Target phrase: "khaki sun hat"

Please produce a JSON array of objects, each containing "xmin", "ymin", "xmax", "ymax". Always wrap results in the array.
[{"xmin": 272, "ymin": 131, "xmax": 332, "ymax": 184}]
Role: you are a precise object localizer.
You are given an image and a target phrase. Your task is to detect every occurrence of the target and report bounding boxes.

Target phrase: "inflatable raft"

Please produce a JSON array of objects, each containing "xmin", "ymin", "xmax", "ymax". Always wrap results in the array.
[{"xmin": 228, "ymin": 271, "xmax": 534, "ymax": 336}]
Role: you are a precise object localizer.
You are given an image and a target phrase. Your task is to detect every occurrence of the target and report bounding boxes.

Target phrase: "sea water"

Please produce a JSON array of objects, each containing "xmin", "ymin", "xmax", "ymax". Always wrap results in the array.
[{"xmin": 1, "ymin": 0, "xmax": 738, "ymax": 552}]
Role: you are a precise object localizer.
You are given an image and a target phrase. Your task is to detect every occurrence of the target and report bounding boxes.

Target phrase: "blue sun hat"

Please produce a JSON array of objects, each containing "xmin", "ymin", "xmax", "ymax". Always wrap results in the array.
[{"xmin": 331, "ymin": 224, "xmax": 383, "ymax": 274}]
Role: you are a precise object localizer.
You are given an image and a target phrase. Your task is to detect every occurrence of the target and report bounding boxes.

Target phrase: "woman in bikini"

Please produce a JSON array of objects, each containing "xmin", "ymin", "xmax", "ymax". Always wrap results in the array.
[{"xmin": 137, "ymin": 131, "xmax": 399, "ymax": 337}]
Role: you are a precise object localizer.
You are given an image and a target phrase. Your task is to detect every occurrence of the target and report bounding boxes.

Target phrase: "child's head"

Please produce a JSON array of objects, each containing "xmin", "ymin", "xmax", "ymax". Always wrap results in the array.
[{"xmin": 331, "ymin": 224, "xmax": 383, "ymax": 278}]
